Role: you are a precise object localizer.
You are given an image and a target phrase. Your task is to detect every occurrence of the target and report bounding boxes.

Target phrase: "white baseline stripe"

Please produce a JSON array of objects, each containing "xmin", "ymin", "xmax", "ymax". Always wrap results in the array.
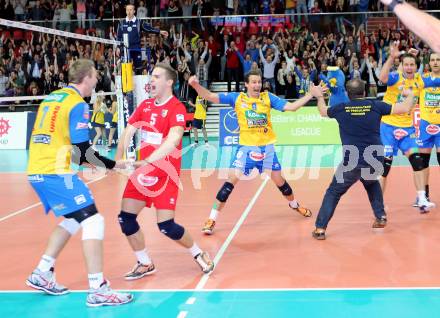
[
  {"xmin": 2, "ymin": 286, "xmax": 440, "ymax": 293},
  {"xmin": 0, "ymin": 175, "xmax": 106, "ymax": 223},
  {"xmin": 176, "ymin": 311, "xmax": 188, "ymax": 318},
  {"xmin": 194, "ymin": 176, "xmax": 270, "ymax": 290}
]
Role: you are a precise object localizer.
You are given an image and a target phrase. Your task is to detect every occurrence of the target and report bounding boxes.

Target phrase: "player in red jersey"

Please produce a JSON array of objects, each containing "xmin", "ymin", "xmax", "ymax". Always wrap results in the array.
[{"xmin": 115, "ymin": 63, "xmax": 214, "ymax": 280}]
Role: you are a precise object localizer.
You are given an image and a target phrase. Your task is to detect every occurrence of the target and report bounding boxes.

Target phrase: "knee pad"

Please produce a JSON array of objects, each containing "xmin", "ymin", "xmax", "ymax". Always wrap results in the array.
[
  {"xmin": 408, "ymin": 153, "xmax": 424, "ymax": 171},
  {"xmin": 157, "ymin": 219, "xmax": 184, "ymax": 240},
  {"xmin": 278, "ymin": 181, "xmax": 293, "ymax": 196},
  {"xmin": 118, "ymin": 211, "xmax": 140, "ymax": 236},
  {"xmin": 59, "ymin": 218, "xmax": 81, "ymax": 235},
  {"xmin": 382, "ymin": 157, "xmax": 393, "ymax": 177},
  {"xmin": 64, "ymin": 204, "xmax": 98, "ymax": 223},
  {"xmin": 419, "ymin": 153, "xmax": 431, "ymax": 169},
  {"xmin": 216, "ymin": 182, "xmax": 234, "ymax": 203},
  {"xmin": 80, "ymin": 213, "xmax": 105, "ymax": 240}
]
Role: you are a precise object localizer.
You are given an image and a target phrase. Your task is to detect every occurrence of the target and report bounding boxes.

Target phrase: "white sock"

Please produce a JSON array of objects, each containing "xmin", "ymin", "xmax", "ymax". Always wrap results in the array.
[
  {"xmin": 37, "ymin": 255, "xmax": 55, "ymax": 272},
  {"xmin": 209, "ymin": 209, "xmax": 219, "ymax": 221},
  {"xmin": 289, "ymin": 200, "xmax": 299, "ymax": 209},
  {"xmin": 418, "ymin": 191, "xmax": 427, "ymax": 202},
  {"xmin": 189, "ymin": 243, "xmax": 203, "ymax": 258},
  {"xmin": 135, "ymin": 249, "xmax": 152, "ymax": 265},
  {"xmin": 88, "ymin": 272, "xmax": 104, "ymax": 290}
]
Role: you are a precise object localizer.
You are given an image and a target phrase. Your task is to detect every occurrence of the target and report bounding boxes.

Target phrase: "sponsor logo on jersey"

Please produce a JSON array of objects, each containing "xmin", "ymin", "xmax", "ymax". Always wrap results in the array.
[
  {"xmin": 49, "ymin": 105, "xmax": 61, "ymax": 133},
  {"xmin": 43, "ymin": 92, "xmax": 68, "ymax": 103},
  {"xmin": 393, "ymin": 129, "xmax": 409, "ymax": 140},
  {"xmin": 137, "ymin": 174, "xmax": 159, "ymax": 187},
  {"xmin": 162, "ymin": 109, "xmax": 168, "ymax": 117},
  {"xmin": 176, "ymin": 114, "xmax": 185, "ymax": 122},
  {"xmin": 249, "ymin": 151, "xmax": 265, "ymax": 161},
  {"xmin": 232, "ymin": 160, "xmax": 244, "ymax": 168},
  {"xmin": 53, "ymin": 203, "xmax": 67, "ymax": 211},
  {"xmin": 32, "ymin": 134, "xmax": 51, "ymax": 144},
  {"xmin": 76, "ymin": 122, "xmax": 89, "ymax": 130},
  {"xmin": 27, "ymin": 175, "xmax": 45, "ymax": 182},
  {"xmin": 245, "ymin": 110, "xmax": 268, "ymax": 127},
  {"xmin": 74, "ymin": 194, "xmax": 86, "ymax": 205},
  {"xmin": 426, "ymin": 124, "xmax": 440, "ymax": 135}
]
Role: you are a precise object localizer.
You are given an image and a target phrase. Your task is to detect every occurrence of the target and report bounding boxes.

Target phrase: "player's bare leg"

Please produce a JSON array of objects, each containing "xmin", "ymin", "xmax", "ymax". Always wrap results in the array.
[
  {"xmin": 202, "ymin": 169, "xmax": 242, "ymax": 235},
  {"xmin": 269, "ymin": 170, "xmax": 312, "ymax": 217}
]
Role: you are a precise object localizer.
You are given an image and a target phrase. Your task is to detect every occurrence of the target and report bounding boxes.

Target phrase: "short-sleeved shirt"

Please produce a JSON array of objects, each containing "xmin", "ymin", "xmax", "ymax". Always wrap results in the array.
[
  {"xmin": 328, "ymin": 99, "xmax": 393, "ymax": 165},
  {"xmin": 381, "ymin": 71, "xmax": 423, "ymax": 127},
  {"xmin": 28, "ymin": 86, "xmax": 90, "ymax": 175},
  {"xmin": 419, "ymin": 73, "xmax": 440, "ymax": 124},
  {"xmin": 128, "ymin": 95, "xmax": 186, "ymax": 177},
  {"xmin": 219, "ymin": 91, "xmax": 286, "ymax": 146}
]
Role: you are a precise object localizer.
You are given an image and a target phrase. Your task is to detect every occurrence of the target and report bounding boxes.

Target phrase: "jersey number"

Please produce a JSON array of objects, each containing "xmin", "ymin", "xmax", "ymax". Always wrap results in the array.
[
  {"xmin": 150, "ymin": 113, "xmax": 158, "ymax": 126},
  {"xmin": 39, "ymin": 106, "xmax": 50, "ymax": 128}
]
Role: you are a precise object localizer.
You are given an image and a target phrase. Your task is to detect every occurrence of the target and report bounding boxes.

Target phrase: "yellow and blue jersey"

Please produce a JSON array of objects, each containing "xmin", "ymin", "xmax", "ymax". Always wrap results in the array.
[
  {"xmin": 27, "ymin": 86, "xmax": 90, "ymax": 175},
  {"xmin": 91, "ymin": 103, "xmax": 105, "ymax": 125},
  {"xmin": 419, "ymin": 73, "xmax": 440, "ymax": 124},
  {"xmin": 194, "ymin": 96, "xmax": 208, "ymax": 120},
  {"xmin": 112, "ymin": 108, "xmax": 118, "ymax": 123},
  {"xmin": 381, "ymin": 71, "xmax": 423, "ymax": 128},
  {"xmin": 218, "ymin": 91, "xmax": 286, "ymax": 146}
]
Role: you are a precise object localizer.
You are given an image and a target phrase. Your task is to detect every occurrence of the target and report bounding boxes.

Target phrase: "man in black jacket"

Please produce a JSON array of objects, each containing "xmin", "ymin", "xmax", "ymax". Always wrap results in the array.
[{"xmin": 311, "ymin": 79, "xmax": 417, "ymax": 240}]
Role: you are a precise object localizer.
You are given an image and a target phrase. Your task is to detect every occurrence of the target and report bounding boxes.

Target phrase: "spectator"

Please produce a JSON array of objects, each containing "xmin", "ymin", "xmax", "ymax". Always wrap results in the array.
[
  {"xmin": 76, "ymin": 0, "xmax": 86, "ymax": 30},
  {"xmin": 12, "ymin": 0, "xmax": 27, "ymax": 21},
  {"xmin": 59, "ymin": 2, "xmax": 73, "ymax": 32},
  {"xmin": 225, "ymin": 41, "xmax": 240, "ymax": 92},
  {"xmin": 0, "ymin": 69, "xmax": 8, "ymax": 96}
]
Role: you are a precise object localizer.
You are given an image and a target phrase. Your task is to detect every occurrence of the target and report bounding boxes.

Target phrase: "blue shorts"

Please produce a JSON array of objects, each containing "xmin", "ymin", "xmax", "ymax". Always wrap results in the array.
[
  {"xmin": 231, "ymin": 144, "xmax": 282, "ymax": 176},
  {"xmin": 28, "ymin": 174, "xmax": 95, "ymax": 217},
  {"xmin": 380, "ymin": 123, "xmax": 419, "ymax": 157},
  {"xmin": 418, "ymin": 119, "xmax": 440, "ymax": 149}
]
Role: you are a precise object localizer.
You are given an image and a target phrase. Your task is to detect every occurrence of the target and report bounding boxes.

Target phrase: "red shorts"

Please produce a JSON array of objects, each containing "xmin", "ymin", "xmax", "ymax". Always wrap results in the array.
[{"xmin": 122, "ymin": 174, "xmax": 179, "ymax": 210}]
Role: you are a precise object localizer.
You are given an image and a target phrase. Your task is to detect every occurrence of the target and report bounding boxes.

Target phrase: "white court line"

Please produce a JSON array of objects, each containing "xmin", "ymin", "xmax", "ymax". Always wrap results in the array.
[
  {"xmin": 3, "ymin": 286, "xmax": 440, "ymax": 293},
  {"xmin": 185, "ymin": 297, "xmax": 196, "ymax": 305},
  {"xmin": 176, "ymin": 176, "xmax": 269, "ymax": 318},
  {"xmin": 0, "ymin": 175, "xmax": 106, "ymax": 223},
  {"xmin": 195, "ymin": 176, "xmax": 270, "ymax": 291}
]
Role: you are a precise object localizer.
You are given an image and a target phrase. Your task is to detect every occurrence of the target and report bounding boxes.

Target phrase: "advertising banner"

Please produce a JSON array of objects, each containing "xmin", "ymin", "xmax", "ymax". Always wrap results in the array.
[
  {"xmin": 218, "ymin": 107, "xmax": 340, "ymax": 146},
  {"xmin": 0, "ymin": 112, "xmax": 28, "ymax": 149}
]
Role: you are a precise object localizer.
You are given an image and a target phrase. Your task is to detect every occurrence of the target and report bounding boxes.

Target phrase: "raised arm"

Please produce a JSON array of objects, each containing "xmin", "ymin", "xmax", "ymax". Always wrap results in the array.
[
  {"xmin": 379, "ymin": 1, "xmax": 440, "ymax": 52},
  {"xmin": 283, "ymin": 93, "xmax": 314, "ymax": 112},
  {"xmin": 379, "ymin": 41, "xmax": 400, "ymax": 84},
  {"xmin": 188, "ymin": 75, "xmax": 220, "ymax": 103}
]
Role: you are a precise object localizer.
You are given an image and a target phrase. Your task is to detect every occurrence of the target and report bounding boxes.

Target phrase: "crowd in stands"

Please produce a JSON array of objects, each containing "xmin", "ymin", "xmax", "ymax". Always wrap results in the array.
[{"xmin": 0, "ymin": 0, "xmax": 438, "ymax": 108}]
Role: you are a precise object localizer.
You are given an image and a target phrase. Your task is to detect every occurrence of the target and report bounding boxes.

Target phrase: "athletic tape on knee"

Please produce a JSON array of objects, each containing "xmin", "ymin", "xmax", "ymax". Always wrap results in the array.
[
  {"xmin": 382, "ymin": 157, "xmax": 393, "ymax": 177},
  {"xmin": 118, "ymin": 211, "xmax": 140, "ymax": 236},
  {"xmin": 278, "ymin": 181, "xmax": 293, "ymax": 196},
  {"xmin": 408, "ymin": 153, "xmax": 424, "ymax": 171},
  {"xmin": 59, "ymin": 218, "xmax": 81, "ymax": 235},
  {"xmin": 158, "ymin": 219, "xmax": 184, "ymax": 240},
  {"xmin": 216, "ymin": 182, "xmax": 234, "ymax": 203},
  {"xmin": 81, "ymin": 213, "xmax": 105, "ymax": 240}
]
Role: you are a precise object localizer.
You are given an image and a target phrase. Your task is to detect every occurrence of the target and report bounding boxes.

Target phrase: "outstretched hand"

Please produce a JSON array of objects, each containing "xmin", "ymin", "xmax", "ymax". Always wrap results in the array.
[{"xmin": 188, "ymin": 75, "xmax": 199, "ymax": 87}]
